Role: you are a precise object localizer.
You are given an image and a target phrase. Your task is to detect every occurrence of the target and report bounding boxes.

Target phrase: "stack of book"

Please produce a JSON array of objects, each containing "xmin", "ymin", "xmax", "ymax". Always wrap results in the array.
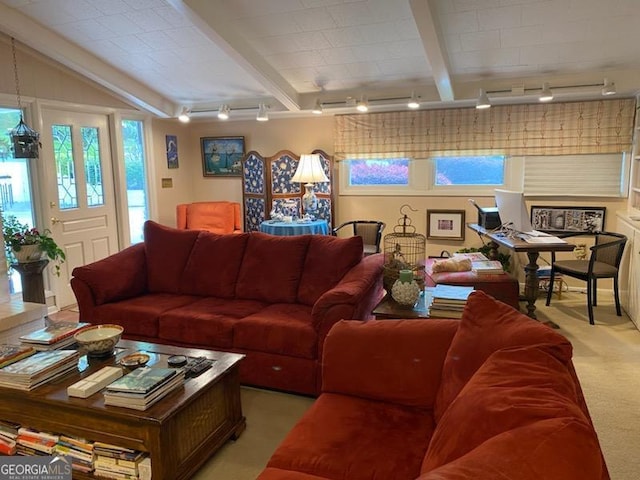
[
  {"xmin": 93, "ymin": 442, "xmax": 148, "ymax": 480},
  {"xmin": 54, "ymin": 434, "xmax": 95, "ymax": 473},
  {"xmin": 103, "ymin": 367, "xmax": 185, "ymax": 411},
  {"xmin": 0, "ymin": 350, "xmax": 80, "ymax": 391},
  {"xmin": 453, "ymin": 252, "xmax": 489, "ymax": 262},
  {"xmin": 19, "ymin": 322, "xmax": 90, "ymax": 351},
  {"xmin": 429, "ymin": 284, "xmax": 474, "ymax": 318},
  {"xmin": 471, "ymin": 260, "xmax": 504, "ymax": 274},
  {"xmin": 0, "ymin": 420, "xmax": 20, "ymax": 455},
  {"xmin": 0, "ymin": 344, "xmax": 36, "ymax": 369},
  {"xmin": 15, "ymin": 427, "xmax": 59, "ymax": 456}
]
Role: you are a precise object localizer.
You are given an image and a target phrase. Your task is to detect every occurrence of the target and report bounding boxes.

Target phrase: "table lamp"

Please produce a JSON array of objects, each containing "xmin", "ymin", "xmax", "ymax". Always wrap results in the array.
[{"xmin": 291, "ymin": 154, "xmax": 329, "ymax": 214}]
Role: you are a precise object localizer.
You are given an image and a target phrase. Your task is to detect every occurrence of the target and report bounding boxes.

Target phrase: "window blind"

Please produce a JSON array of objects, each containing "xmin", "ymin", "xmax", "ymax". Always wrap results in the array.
[{"xmin": 524, "ymin": 154, "xmax": 625, "ymax": 196}]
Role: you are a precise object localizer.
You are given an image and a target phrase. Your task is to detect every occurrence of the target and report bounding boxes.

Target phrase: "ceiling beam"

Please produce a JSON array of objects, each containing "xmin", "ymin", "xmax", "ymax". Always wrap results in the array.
[
  {"xmin": 0, "ymin": 3, "xmax": 176, "ymax": 118},
  {"xmin": 410, "ymin": 0, "xmax": 455, "ymax": 102},
  {"xmin": 170, "ymin": 0, "xmax": 301, "ymax": 111}
]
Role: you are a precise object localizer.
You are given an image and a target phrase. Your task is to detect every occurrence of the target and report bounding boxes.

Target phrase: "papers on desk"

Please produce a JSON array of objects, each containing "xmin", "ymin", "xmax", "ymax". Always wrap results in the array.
[{"xmin": 522, "ymin": 235, "xmax": 566, "ymax": 244}]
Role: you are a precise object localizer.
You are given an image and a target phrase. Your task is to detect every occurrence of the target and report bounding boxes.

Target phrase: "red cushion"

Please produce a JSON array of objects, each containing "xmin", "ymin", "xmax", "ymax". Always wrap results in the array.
[
  {"xmin": 144, "ymin": 221, "xmax": 199, "ymax": 293},
  {"xmin": 235, "ymin": 233, "xmax": 310, "ymax": 303},
  {"xmin": 297, "ymin": 235, "xmax": 363, "ymax": 305},
  {"xmin": 418, "ymin": 417, "xmax": 603, "ymax": 480},
  {"xmin": 267, "ymin": 393, "xmax": 435, "ymax": 480},
  {"xmin": 180, "ymin": 232, "xmax": 249, "ymax": 298},
  {"xmin": 433, "ymin": 290, "xmax": 572, "ymax": 422},
  {"xmin": 424, "ymin": 344, "xmax": 584, "ymax": 472},
  {"xmin": 257, "ymin": 468, "xmax": 332, "ymax": 480}
]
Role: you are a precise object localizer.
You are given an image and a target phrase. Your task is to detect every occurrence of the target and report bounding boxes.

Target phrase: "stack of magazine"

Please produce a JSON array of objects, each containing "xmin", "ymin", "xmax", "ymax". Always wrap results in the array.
[
  {"xmin": 103, "ymin": 367, "xmax": 185, "ymax": 411},
  {"xmin": 429, "ymin": 284, "xmax": 474, "ymax": 318},
  {"xmin": 19, "ymin": 322, "xmax": 90, "ymax": 351},
  {"xmin": 0, "ymin": 350, "xmax": 80, "ymax": 391}
]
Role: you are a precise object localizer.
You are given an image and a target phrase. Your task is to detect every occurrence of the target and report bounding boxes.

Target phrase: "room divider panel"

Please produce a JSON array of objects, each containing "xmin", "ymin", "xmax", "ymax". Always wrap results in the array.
[{"xmin": 241, "ymin": 149, "xmax": 334, "ymax": 232}]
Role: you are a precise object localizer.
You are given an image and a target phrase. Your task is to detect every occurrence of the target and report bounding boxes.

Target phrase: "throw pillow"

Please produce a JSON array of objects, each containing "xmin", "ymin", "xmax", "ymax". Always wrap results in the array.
[{"xmin": 433, "ymin": 290, "xmax": 572, "ymax": 422}]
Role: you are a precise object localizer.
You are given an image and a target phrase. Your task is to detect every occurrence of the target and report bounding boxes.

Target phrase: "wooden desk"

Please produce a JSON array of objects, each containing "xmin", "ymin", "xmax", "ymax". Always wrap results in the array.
[{"xmin": 467, "ymin": 223, "xmax": 575, "ymax": 323}]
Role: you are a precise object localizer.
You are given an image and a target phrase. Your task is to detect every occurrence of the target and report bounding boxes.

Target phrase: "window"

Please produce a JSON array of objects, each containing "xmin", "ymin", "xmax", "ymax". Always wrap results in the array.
[
  {"xmin": 348, "ymin": 158, "xmax": 409, "ymax": 186},
  {"xmin": 433, "ymin": 155, "xmax": 505, "ymax": 186}
]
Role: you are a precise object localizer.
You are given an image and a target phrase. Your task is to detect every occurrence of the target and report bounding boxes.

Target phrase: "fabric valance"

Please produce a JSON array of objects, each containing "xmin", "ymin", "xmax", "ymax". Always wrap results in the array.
[{"xmin": 334, "ymin": 99, "xmax": 636, "ymax": 158}]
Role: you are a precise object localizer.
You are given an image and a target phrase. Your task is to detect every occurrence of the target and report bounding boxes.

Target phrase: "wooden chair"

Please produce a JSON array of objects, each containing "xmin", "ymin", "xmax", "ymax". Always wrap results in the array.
[
  {"xmin": 332, "ymin": 220, "xmax": 385, "ymax": 256},
  {"xmin": 545, "ymin": 232, "xmax": 627, "ymax": 325}
]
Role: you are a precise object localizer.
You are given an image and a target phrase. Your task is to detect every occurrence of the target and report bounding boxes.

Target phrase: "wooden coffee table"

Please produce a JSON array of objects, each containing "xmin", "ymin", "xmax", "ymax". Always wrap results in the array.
[
  {"xmin": 0, "ymin": 340, "xmax": 245, "ymax": 480},
  {"xmin": 373, "ymin": 290, "xmax": 432, "ymax": 319}
]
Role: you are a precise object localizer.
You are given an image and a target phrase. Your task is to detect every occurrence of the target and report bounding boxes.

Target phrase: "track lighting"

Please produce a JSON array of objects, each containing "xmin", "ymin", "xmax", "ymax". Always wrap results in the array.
[
  {"xmin": 356, "ymin": 96, "xmax": 368, "ymax": 112},
  {"xmin": 476, "ymin": 89, "xmax": 491, "ymax": 109},
  {"xmin": 218, "ymin": 104, "xmax": 230, "ymax": 120},
  {"xmin": 312, "ymin": 99, "xmax": 323, "ymax": 115},
  {"xmin": 539, "ymin": 82, "xmax": 553, "ymax": 102},
  {"xmin": 602, "ymin": 78, "xmax": 616, "ymax": 96},
  {"xmin": 407, "ymin": 92, "xmax": 420, "ymax": 109},
  {"xmin": 178, "ymin": 107, "xmax": 191, "ymax": 123},
  {"xmin": 257, "ymin": 103, "xmax": 269, "ymax": 121}
]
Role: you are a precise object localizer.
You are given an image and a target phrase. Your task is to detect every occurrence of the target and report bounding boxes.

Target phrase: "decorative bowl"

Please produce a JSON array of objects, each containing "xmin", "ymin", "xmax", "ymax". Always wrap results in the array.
[
  {"xmin": 74, "ymin": 324, "xmax": 124, "ymax": 357},
  {"xmin": 119, "ymin": 352, "xmax": 150, "ymax": 369}
]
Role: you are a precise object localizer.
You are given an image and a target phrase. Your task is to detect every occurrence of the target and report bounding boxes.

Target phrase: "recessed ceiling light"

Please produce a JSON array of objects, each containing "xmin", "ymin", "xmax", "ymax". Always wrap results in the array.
[
  {"xmin": 218, "ymin": 104, "xmax": 230, "ymax": 120},
  {"xmin": 408, "ymin": 92, "xmax": 420, "ymax": 109}
]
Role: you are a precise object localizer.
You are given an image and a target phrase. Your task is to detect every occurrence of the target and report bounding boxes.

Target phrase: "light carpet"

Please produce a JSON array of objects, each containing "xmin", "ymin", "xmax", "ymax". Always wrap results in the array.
[{"xmin": 192, "ymin": 291, "xmax": 640, "ymax": 480}]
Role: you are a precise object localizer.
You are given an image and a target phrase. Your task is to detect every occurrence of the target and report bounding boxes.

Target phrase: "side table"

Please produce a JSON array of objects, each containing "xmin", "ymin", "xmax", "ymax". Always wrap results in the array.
[
  {"xmin": 372, "ymin": 290, "xmax": 432, "ymax": 319},
  {"xmin": 11, "ymin": 259, "xmax": 49, "ymax": 304}
]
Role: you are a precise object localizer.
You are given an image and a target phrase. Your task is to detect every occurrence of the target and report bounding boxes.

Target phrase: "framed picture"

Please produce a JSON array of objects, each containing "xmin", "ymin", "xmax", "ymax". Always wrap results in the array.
[
  {"xmin": 166, "ymin": 135, "xmax": 178, "ymax": 169},
  {"xmin": 427, "ymin": 209, "xmax": 465, "ymax": 241},
  {"xmin": 201, "ymin": 136, "xmax": 244, "ymax": 176},
  {"xmin": 530, "ymin": 206, "xmax": 606, "ymax": 233}
]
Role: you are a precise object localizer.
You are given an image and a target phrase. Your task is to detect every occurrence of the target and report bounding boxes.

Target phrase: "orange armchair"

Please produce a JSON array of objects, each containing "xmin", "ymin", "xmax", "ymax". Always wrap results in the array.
[{"xmin": 176, "ymin": 201, "xmax": 242, "ymax": 234}]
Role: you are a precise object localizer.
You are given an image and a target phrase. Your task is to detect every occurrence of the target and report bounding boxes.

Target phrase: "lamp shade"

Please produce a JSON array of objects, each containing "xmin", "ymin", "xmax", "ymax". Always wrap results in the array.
[{"xmin": 291, "ymin": 154, "xmax": 329, "ymax": 183}]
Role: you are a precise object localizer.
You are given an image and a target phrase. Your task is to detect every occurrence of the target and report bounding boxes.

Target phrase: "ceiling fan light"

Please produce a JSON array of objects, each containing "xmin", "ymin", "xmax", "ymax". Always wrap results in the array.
[
  {"xmin": 218, "ymin": 104, "xmax": 230, "ymax": 120},
  {"xmin": 476, "ymin": 89, "xmax": 491, "ymax": 109},
  {"xmin": 257, "ymin": 103, "xmax": 269, "ymax": 121},
  {"xmin": 539, "ymin": 82, "xmax": 553, "ymax": 102},
  {"xmin": 178, "ymin": 106, "xmax": 191, "ymax": 123}
]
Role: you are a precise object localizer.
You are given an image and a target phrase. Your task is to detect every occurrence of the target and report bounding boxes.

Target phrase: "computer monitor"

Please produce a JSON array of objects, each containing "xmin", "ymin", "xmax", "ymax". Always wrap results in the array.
[{"xmin": 494, "ymin": 189, "xmax": 534, "ymax": 233}]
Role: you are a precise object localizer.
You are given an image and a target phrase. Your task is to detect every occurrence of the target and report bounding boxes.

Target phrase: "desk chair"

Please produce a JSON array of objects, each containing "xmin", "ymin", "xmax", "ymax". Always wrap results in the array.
[
  {"xmin": 332, "ymin": 220, "xmax": 385, "ymax": 256},
  {"xmin": 545, "ymin": 232, "xmax": 627, "ymax": 325}
]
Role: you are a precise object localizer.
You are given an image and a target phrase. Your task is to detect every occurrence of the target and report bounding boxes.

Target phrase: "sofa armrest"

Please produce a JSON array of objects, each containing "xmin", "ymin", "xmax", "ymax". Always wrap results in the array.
[
  {"xmin": 71, "ymin": 243, "xmax": 148, "ymax": 309},
  {"xmin": 321, "ymin": 319, "xmax": 458, "ymax": 408}
]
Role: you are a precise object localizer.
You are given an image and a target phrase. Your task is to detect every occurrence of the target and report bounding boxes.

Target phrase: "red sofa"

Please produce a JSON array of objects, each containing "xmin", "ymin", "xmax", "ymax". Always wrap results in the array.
[
  {"xmin": 259, "ymin": 291, "xmax": 609, "ymax": 480},
  {"xmin": 70, "ymin": 221, "xmax": 384, "ymax": 395}
]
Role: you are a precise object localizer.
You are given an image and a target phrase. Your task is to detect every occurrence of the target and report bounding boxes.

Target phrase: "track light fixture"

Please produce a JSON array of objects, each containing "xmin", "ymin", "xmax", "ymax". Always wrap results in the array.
[
  {"xmin": 257, "ymin": 103, "xmax": 269, "ymax": 121},
  {"xmin": 476, "ymin": 89, "xmax": 491, "ymax": 109},
  {"xmin": 539, "ymin": 82, "xmax": 553, "ymax": 102},
  {"xmin": 218, "ymin": 104, "xmax": 230, "ymax": 120},
  {"xmin": 178, "ymin": 107, "xmax": 191, "ymax": 123},
  {"xmin": 356, "ymin": 96, "xmax": 369, "ymax": 112},
  {"xmin": 602, "ymin": 78, "xmax": 616, "ymax": 96},
  {"xmin": 312, "ymin": 99, "xmax": 323, "ymax": 114},
  {"xmin": 407, "ymin": 92, "xmax": 420, "ymax": 109}
]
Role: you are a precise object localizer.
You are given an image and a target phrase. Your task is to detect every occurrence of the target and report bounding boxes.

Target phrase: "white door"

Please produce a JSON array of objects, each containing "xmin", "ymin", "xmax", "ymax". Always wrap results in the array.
[{"xmin": 41, "ymin": 109, "xmax": 119, "ymax": 308}]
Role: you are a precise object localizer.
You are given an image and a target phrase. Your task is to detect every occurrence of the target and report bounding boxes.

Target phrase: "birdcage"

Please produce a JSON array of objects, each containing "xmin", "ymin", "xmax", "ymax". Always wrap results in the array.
[{"xmin": 383, "ymin": 205, "xmax": 426, "ymax": 291}]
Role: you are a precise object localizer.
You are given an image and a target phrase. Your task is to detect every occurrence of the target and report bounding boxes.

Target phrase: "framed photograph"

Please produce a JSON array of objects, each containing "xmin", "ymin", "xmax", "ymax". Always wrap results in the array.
[
  {"xmin": 530, "ymin": 206, "xmax": 606, "ymax": 233},
  {"xmin": 201, "ymin": 136, "xmax": 244, "ymax": 177},
  {"xmin": 427, "ymin": 209, "xmax": 465, "ymax": 241},
  {"xmin": 166, "ymin": 135, "xmax": 178, "ymax": 169}
]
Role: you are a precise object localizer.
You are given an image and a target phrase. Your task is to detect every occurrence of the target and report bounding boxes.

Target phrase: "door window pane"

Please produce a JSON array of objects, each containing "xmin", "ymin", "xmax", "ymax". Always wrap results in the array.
[
  {"xmin": 81, "ymin": 127, "xmax": 104, "ymax": 206},
  {"xmin": 52, "ymin": 124, "xmax": 78, "ymax": 209},
  {"xmin": 121, "ymin": 120, "xmax": 149, "ymax": 244}
]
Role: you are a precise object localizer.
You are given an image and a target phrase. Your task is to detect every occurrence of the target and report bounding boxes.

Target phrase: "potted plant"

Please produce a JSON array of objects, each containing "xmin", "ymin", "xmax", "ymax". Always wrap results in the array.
[{"xmin": 2, "ymin": 214, "xmax": 66, "ymax": 276}]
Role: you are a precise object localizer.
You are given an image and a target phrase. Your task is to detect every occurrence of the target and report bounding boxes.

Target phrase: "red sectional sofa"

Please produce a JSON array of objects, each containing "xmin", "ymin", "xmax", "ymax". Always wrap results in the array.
[
  {"xmin": 70, "ymin": 221, "xmax": 384, "ymax": 395},
  {"xmin": 259, "ymin": 291, "xmax": 609, "ymax": 480}
]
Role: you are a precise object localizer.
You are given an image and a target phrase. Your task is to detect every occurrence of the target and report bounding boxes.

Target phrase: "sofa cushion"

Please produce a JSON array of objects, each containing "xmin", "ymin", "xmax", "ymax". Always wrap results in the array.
[
  {"xmin": 417, "ymin": 417, "xmax": 603, "ymax": 480},
  {"xmin": 89, "ymin": 293, "xmax": 200, "ymax": 337},
  {"xmin": 234, "ymin": 304, "xmax": 316, "ymax": 359},
  {"xmin": 236, "ymin": 233, "xmax": 310, "ymax": 303},
  {"xmin": 144, "ymin": 221, "xmax": 199, "ymax": 294},
  {"xmin": 257, "ymin": 467, "xmax": 332, "ymax": 480},
  {"xmin": 267, "ymin": 393, "xmax": 435, "ymax": 480},
  {"xmin": 433, "ymin": 290, "xmax": 572, "ymax": 422},
  {"xmin": 180, "ymin": 232, "xmax": 249, "ymax": 298},
  {"xmin": 158, "ymin": 297, "xmax": 267, "ymax": 348},
  {"xmin": 297, "ymin": 235, "xmax": 363, "ymax": 306},
  {"xmin": 424, "ymin": 344, "xmax": 585, "ymax": 472}
]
